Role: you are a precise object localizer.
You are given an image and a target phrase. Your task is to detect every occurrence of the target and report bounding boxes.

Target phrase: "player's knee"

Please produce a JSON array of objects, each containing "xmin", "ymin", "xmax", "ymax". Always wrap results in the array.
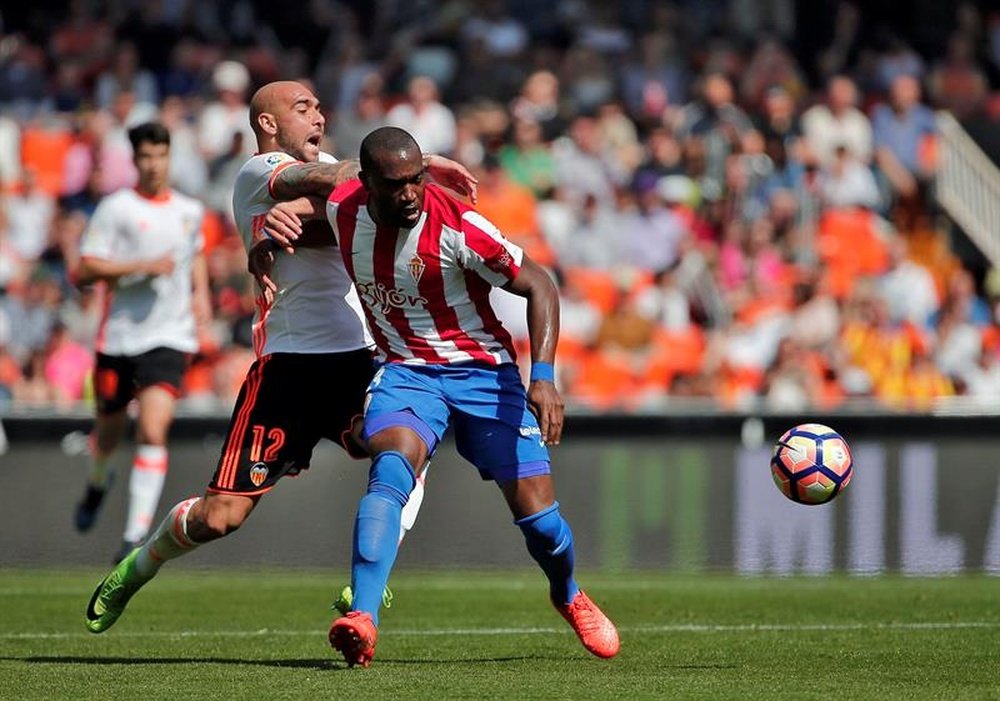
[
  {"xmin": 367, "ymin": 451, "xmax": 416, "ymax": 506},
  {"xmin": 515, "ymin": 502, "xmax": 573, "ymax": 556},
  {"xmin": 195, "ymin": 496, "xmax": 253, "ymax": 540},
  {"xmin": 367, "ymin": 426, "xmax": 427, "ymax": 468}
]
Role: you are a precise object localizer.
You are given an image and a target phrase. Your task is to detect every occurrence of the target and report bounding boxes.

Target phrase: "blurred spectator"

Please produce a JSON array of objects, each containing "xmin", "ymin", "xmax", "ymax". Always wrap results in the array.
[
  {"xmin": 552, "ymin": 114, "xmax": 617, "ymax": 209},
  {"xmin": 872, "ymin": 75, "xmax": 936, "ymax": 199},
  {"xmin": 878, "ymin": 234, "xmax": 939, "ymax": 328},
  {"xmin": 160, "ymin": 96, "xmax": 209, "ymax": 198},
  {"xmin": 95, "ymin": 43, "xmax": 159, "ymax": 110},
  {"xmin": 42, "ymin": 322, "xmax": 93, "ymax": 407},
  {"xmin": 498, "ymin": 117, "xmax": 556, "ymax": 198},
  {"xmin": 802, "ymin": 75, "xmax": 872, "ymax": 166},
  {"xmin": 817, "ymin": 145, "xmax": 881, "ymax": 210},
  {"xmin": 198, "ymin": 61, "xmax": 255, "ymax": 162},
  {"xmin": 386, "ymin": 75, "xmax": 457, "ymax": 155},
  {"xmin": 332, "ymin": 73, "xmax": 389, "ymax": 160},
  {"xmin": 928, "ymin": 33, "xmax": 989, "ymax": 119},
  {"xmin": 510, "ymin": 70, "xmax": 566, "ymax": 142},
  {"xmin": 460, "ymin": 0, "xmax": 529, "ymax": 60},
  {"xmin": 3, "ymin": 168, "xmax": 55, "ymax": 262},
  {"xmin": 474, "ymin": 155, "xmax": 554, "ymax": 267},
  {"xmin": 623, "ymin": 175, "xmax": 688, "ymax": 274},
  {"xmin": 618, "ymin": 33, "xmax": 689, "ymax": 124}
]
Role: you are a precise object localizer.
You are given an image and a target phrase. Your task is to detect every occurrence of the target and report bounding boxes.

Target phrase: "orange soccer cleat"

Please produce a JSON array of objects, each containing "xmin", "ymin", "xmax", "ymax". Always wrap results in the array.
[
  {"xmin": 554, "ymin": 590, "xmax": 620, "ymax": 659},
  {"xmin": 329, "ymin": 611, "xmax": 378, "ymax": 668}
]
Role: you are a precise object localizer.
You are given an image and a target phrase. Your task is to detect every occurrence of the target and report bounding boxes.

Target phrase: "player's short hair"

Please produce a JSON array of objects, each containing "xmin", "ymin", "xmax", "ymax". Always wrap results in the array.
[
  {"xmin": 128, "ymin": 122, "xmax": 171, "ymax": 151},
  {"xmin": 360, "ymin": 127, "xmax": 419, "ymax": 172}
]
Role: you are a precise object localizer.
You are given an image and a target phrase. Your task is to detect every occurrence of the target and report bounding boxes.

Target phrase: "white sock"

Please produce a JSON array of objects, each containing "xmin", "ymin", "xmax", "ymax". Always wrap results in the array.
[
  {"xmin": 398, "ymin": 462, "xmax": 429, "ymax": 544},
  {"xmin": 135, "ymin": 497, "xmax": 201, "ymax": 579},
  {"xmin": 123, "ymin": 444, "xmax": 168, "ymax": 543}
]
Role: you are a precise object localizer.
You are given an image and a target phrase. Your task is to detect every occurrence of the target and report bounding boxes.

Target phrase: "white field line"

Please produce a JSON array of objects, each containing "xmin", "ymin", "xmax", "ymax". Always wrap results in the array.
[{"xmin": 1, "ymin": 621, "xmax": 998, "ymax": 641}]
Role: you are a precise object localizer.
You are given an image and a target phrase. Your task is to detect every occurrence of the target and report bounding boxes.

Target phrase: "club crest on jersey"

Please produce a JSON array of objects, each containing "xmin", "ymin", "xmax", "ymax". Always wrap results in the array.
[
  {"xmin": 408, "ymin": 254, "xmax": 425, "ymax": 284},
  {"xmin": 356, "ymin": 281, "xmax": 428, "ymax": 314},
  {"xmin": 249, "ymin": 462, "xmax": 269, "ymax": 487}
]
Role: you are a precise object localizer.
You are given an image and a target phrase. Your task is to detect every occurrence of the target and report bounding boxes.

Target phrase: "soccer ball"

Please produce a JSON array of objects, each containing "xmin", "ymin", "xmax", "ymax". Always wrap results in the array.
[{"xmin": 770, "ymin": 423, "xmax": 853, "ymax": 505}]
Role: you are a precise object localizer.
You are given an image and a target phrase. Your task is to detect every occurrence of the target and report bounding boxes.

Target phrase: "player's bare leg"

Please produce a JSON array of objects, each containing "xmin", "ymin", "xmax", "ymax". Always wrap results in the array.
[
  {"xmin": 75, "ymin": 410, "xmax": 128, "ymax": 533},
  {"xmin": 114, "ymin": 386, "xmax": 176, "ymax": 561},
  {"xmin": 85, "ymin": 492, "xmax": 259, "ymax": 633},
  {"xmin": 503, "ymin": 475, "xmax": 620, "ymax": 659}
]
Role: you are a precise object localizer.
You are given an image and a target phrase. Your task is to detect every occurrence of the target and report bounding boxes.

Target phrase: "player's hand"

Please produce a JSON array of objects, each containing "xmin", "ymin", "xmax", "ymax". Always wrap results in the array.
[
  {"xmin": 263, "ymin": 202, "xmax": 304, "ymax": 254},
  {"xmin": 527, "ymin": 380, "xmax": 564, "ymax": 446},
  {"xmin": 425, "ymin": 155, "xmax": 479, "ymax": 204},
  {"xmin": 144, "ymin": 254, "xmax": 175, "ymax": 277},
  {"xmin": 248, "ymin": 239, "xmax": 278, "ymax": 295}
]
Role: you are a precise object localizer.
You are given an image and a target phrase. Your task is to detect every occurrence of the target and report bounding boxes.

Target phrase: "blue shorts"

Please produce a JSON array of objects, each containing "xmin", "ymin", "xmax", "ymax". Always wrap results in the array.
[{"xmin": 362, "ymin": 363, "xmax": 550, "ymax": 483}]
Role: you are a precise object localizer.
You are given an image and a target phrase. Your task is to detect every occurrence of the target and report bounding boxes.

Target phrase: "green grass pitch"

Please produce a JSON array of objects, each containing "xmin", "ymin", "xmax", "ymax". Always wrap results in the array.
[{"xmin": 1, "ymin": 569, "xmax": 998, "ymax": 700}]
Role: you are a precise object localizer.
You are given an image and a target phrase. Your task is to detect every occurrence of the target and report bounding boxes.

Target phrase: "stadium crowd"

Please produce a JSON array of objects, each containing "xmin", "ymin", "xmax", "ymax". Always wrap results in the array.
[{"xmin": 1, "ymin": 0, "xmax": 999, "ymax": 413}]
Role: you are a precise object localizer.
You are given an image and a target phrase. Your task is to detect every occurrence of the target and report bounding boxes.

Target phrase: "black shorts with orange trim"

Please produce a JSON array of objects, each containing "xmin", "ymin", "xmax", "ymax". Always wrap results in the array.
[
  {"xmin": 94, "ymin": 348, "xmax": 188, "ymax": 414},
  {"xmin": 208, "ymin": 349, "xmax": 375, "ymax": 495}
]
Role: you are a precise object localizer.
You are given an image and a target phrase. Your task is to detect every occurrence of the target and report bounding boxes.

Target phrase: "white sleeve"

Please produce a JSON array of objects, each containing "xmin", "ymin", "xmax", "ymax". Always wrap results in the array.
[{"xmin": 79, "ymin": 198, "xmax": 119, "ymax": 259}]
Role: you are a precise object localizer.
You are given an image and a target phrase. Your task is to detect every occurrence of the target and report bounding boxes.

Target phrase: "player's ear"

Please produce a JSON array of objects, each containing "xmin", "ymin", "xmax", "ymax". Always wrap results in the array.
[
  {"xmin": 258, "ymin": 112, "xmax": 278, "ymax": 136},
  {"xmin": 358, "ymin": 169, "xmax": 371, "ymax": 191}
]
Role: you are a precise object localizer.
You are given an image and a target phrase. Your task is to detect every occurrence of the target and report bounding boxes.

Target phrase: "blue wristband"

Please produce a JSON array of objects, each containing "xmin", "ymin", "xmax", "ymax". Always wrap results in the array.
[
  {"xmin": 260, "ymin": 227, "xmax": 275, "ymax": 241},
  {"xmin": 530, "ymin": 362, "xmax": 555, "ymax": 383}
]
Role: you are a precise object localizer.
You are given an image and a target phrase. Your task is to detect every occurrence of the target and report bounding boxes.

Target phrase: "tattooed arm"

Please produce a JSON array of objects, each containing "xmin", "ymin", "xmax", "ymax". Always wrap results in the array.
[
  {"xmin": 270, "ymin": 155, "xmax": 478, "ymax": 202},
  {"xmin": 270, "ymin": 160, "xmax": 362, "ymax": 200}
]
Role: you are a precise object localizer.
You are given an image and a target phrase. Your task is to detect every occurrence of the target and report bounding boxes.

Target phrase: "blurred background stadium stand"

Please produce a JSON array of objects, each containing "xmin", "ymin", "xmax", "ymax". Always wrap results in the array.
[
  {"xmin": 2, "ymin": 0, "xmax": 999, "ymax": 575},
  {"xmin": 0, "ymin": 0, "xmax": 998, "ymax": 417}
]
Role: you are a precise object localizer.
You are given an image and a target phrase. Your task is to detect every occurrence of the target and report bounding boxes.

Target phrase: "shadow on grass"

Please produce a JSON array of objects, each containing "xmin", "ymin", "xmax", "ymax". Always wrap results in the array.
[{"xmin": 1, "ymin": 654, "xmax": 561, "ymax": 668}]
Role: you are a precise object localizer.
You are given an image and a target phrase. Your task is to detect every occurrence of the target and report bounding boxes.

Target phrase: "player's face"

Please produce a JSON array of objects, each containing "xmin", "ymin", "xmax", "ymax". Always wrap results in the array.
[
  {"xmin": 133, "ymin": 141, "xmax": 170, "ymax": 194},
  {"xmin": 366, "ymin": 151, "xmax": 426, "ymax": 229},
  {"xmin": 275, "ymin": 91, "xmax": 325, "ymax": 162}
]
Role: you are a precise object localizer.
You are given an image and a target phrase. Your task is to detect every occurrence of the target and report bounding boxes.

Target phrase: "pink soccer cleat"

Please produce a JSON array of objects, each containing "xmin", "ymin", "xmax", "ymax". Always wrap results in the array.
[
  {"xmin": 554, "ymin": 590, "xmax": 620, "ymax": 659},
  {"xmin": 329, "ymin": 611, "xmax": 378, "ymax": 668}
]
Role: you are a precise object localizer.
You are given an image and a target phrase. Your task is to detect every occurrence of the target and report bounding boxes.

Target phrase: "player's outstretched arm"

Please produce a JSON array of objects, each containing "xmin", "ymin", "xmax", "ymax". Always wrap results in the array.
[
  {"xmin": 76, "ymin": 254, "xmax": 174, "ymax": 285},
  {"xmin": 270, "ymin": 161, "xmax": 361, "ymax": 201},
  {"xmin": 504, "ymin": 255, "xmax": 564, "ymax": 445},
  {"xmin": 270, "ymin": 156, "xmax": 477, "ymax": 204}
]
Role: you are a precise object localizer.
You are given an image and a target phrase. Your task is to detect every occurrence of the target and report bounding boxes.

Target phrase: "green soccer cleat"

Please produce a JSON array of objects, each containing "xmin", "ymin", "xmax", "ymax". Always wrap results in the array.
[
  {"xmin": 331, "ymin": 585, "xmax": 393, "ymax": 617},
  {"xmin": 85, "ymin": 546, "xmax": 148, "ymax": 633}
]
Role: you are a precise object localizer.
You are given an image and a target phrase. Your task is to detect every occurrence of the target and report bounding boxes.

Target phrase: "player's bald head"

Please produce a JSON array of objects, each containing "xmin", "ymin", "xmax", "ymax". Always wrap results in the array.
[
  {"xmin": 359, "ymin": 127, "xmax": 421, "ymax": 173},
  {"xmin": 249, "ymin": 81, "xmax": 313, "ymax": 136}
]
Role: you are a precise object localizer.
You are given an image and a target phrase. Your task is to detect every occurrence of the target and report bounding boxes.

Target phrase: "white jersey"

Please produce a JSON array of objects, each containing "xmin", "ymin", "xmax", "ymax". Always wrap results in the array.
[
  {"xmin": 232, "ymin": 151, "xmax": 371, "ymax": 356},
  {"xmin": 80, "ymin": 188, "xmax": 204, "ymax": 356}
]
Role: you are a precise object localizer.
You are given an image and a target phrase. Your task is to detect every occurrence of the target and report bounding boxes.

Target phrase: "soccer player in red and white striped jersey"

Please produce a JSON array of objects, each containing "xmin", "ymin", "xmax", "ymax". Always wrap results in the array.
[{"xmin": 321, "ymin": 127, "xmax": 619, "ymax": 666}]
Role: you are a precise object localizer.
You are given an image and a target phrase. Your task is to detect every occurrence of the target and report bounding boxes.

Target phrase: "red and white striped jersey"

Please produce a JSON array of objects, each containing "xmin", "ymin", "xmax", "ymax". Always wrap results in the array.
[
  {"xmin": 232, "ymin": 151, "xmax": 371, "ymax": 357},
  {"xmin": 80, "ymin": 188, "xmax": 203, "ymax": 356},
  {"xmin": 326, "ymin": 182, "xmax": 523, "ymax": 365}
]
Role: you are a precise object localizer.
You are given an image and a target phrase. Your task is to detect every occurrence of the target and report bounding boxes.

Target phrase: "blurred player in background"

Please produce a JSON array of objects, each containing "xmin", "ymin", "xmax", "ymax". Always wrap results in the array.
[
  {"xmin": 74, "ymin": 122, "xmax": 211, "ymax": 564},
  {"xmin": 84, "ymin": 82, "xmax": 477, "ymax": 635},
  {"xmin": 315, "ymin": 126, "xmax": 619, "ymax": 667}
]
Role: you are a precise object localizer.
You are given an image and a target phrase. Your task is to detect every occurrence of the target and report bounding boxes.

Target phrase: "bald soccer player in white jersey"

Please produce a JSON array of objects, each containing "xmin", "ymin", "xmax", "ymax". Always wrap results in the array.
[
  {"xmin": 74, "ymin": 122, "xmax": 211, "ymax": 564},
  {"xmin": 84, "ymin": 81, "xmax": 477, "ymax": 636}
]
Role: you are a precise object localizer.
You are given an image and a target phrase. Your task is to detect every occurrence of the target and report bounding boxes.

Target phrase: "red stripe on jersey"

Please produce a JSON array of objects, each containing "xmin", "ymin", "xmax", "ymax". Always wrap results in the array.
[
  {"xmin": 464, "ymin": 269, "xmax": 516, "ymax": 361},
  {"xmin": 372, "ymin": 223, "xmax": 440, "ymax": 362},
  {"xmin": 417, "ymin": 202, "xmax": 496, "ymax": 363},
  {"xmin": 332, "ymin": 182, "xmax": 402, "ymax": 362},
  {"xmin": 460, "ymin": 212, "xmax": 522, "ymax": 283},
  {"xmin": 267, "ymin": 161, "xmax": 300, "ymax": 199}
]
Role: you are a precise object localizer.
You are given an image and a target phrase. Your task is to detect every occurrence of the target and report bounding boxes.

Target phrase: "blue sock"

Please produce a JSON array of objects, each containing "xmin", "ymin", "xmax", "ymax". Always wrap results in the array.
[
  {"xmin": 515, "ymin": 502, "xmax": 580, "ymax": 606},
  {"xmin": 351, "ymin": 451, "xmax": 415, "ymax": 626}
]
